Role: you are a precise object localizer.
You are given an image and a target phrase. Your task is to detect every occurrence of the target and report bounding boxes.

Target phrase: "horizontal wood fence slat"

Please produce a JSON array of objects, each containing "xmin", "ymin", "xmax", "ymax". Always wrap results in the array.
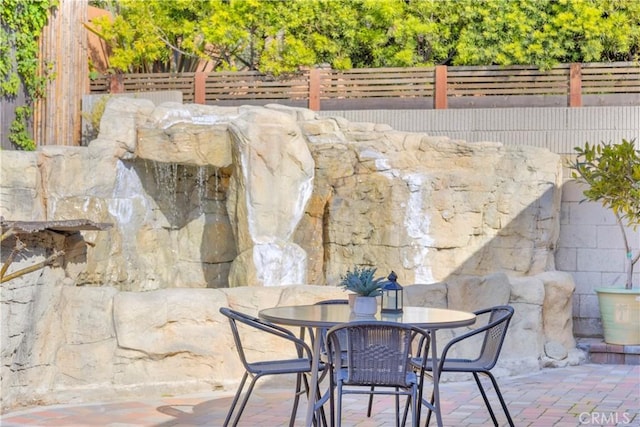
[
  {"xmin": 320, "ymin": 67, "xmax": 435, "ymax": 101},
  {"xmin": 201, "ymin": 71, "xmax": 309, "ymax": 102},
  {"xmin": 87, "ymin": 62, "xmax": 640, "ymax": 110},
  {"xmin": 117, "ymin": 72, "xmax": 196, "ymax": 103},
  {"xmin": 447, "ymin": 64, "xmax": 571, "ymax": 97},
  {"xmin": 580, "ymin": 64, "xmax": 640, "ymax": 95},
  {"xmin": 89, "ymin": 77, "xmax": 109, "ymax": 92}
]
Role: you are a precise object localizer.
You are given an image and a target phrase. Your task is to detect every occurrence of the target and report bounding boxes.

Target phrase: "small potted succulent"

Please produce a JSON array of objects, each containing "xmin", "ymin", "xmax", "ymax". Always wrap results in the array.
[
  {"xmin": 339, "ymin": 266, "xmax": 385, "ymax": 316},
  {"xmin": 568, "ymin": 138, "xmax": 639, "ymax": 344}
]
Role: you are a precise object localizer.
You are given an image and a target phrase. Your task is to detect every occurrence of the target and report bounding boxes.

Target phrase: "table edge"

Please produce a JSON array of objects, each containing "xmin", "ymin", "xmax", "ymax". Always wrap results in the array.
[{"xmin": 259, "ymin": 305, "xmax": 476, "ymax": 329}]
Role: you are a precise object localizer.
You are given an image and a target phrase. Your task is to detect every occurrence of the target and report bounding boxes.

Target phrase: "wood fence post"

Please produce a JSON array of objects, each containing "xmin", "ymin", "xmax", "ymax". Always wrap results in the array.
[
  {"xmin": 569, "ymin": 63, "xmax": 582, "ymax": 107},
  {"xmin": 308, "ymin": 68, "xmax": 321, "ymax": 111},
  {"xmin": 434, "ymin": 65, "xmax": 447, "ymax": 109},
  {"xmin": 109, "ymin": 74, "xmax": 124, "ymax": 93},
  {"xmin": 194, "ymin": 72, "xmax": 207, "ymax": 104}
]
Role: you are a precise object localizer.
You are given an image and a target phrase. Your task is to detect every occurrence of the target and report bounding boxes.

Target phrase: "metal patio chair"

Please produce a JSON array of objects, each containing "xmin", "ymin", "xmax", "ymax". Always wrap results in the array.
[
  {"xmin": 307, "ymin": 299, "xmax": 361, "ymax": 423},
  {"xmin": 413, "ymin": 305, "xmax": 515, "ymax": 427},
  {"xmin": 219, "ymin": 307, "xmax": 326, "ymax": 427},
  {"xmin": 325, "ymin": 321, "xmax": 431, "ymax": 427},
  {"xmin": 309, "ymin": 299, "xmax": 380, "ymax": 420}
]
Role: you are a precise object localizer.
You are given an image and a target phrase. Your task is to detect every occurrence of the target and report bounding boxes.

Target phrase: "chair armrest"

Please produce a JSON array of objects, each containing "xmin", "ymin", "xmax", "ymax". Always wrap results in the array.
[
  {"xmin": 221, "ymin": 307, "xmax": 320, "ymax": 365},
  {"xmin": 247, "ymin": 314, "xmax": 315, "ymax": 360},
  {"xmin": 437, "ymin": 306, "xmax": 513, "ymax": 371}
]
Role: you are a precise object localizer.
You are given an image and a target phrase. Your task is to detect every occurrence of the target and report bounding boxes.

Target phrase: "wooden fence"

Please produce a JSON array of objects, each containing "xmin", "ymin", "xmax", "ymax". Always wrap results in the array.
[
  {"xmin": 37, "ymin": 0, "xmax": 88, "ymax": 147},
  {"xmin": 4, "ymin": 60, "xmax": 638, "ymax": 150},
  {"xmin": 1, "ymin": 0, "xmax": 88, "ymax": 150},
  {"xmin": 89, "ymin": 62, "xmax": 640, "ymax": 111}
]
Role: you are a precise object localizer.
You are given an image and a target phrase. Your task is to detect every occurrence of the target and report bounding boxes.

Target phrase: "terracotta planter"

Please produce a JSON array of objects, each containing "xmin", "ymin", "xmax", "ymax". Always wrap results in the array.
[{"xmin": 595, "ymin": 288, "xmax": 640, "ymax": 345}]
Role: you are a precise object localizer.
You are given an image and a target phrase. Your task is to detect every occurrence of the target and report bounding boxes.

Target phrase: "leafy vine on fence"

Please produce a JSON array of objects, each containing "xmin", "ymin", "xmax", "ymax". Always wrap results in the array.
[{"xmin": 0, "ymin": 0, "xmax": 58, "ymax": 150}]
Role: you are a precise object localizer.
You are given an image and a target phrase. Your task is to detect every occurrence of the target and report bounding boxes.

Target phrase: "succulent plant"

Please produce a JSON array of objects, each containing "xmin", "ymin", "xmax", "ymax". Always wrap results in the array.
[{"xmin": 339, "ymin": 266, "xmax": 385, "ymax": 297}]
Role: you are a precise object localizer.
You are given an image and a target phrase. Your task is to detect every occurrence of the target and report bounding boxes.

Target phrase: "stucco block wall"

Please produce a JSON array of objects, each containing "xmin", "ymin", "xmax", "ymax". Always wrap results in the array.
[
  {"xmin": 322, "ymin": 106, "xmax": 640, "ymax": 338},
  {"xmin": 559, "ymin": 179, "xmax": 640, "ymax": 337},
  {"xmin": 321, "ymin": 106, "xmax": 639, "ymax": 155}
]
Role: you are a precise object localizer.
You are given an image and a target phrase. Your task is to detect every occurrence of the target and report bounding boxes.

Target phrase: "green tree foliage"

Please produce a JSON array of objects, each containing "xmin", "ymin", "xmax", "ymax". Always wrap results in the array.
[
  {"xmin": 400, "ymin": 0, "xmax": 640, "ymax": 68},
  {"xmin": 90, "ymin": 0, "xmax": 640, "ymax": 75},
  {"xmin": 86, "ymin": 0, "xmax": 208, "ymax": 73}
]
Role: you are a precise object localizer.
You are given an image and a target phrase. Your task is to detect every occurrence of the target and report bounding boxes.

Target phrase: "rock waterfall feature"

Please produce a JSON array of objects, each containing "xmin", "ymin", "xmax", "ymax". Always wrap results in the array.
[
  {"xmin": 226, "ymin": 108, "xmax": 314, "ymax": 286},
  {"xmin": 0, "ymin": 99, "xmax": 582, "ymax": 412}
]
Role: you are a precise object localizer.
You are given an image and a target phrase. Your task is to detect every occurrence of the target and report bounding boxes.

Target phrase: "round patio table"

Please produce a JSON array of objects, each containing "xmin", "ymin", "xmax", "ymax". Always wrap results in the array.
[{"xmin": 259, "ymin": 304, "xmax": 476, "ymax": 427}]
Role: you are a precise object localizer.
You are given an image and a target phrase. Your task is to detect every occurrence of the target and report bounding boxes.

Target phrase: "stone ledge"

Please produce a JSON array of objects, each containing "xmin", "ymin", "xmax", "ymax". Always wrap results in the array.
[
  {"xmin": 0, "ymin": 219, "xmax": 113, "ymax": 233},
  {"xmin": 577, "ymin": 338, "xmax": 640, "ymax": 365}
]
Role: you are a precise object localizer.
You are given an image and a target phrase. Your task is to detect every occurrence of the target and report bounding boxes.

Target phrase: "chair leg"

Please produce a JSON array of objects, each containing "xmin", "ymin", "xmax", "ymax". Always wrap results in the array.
[
  {"xmin": 472, "ymin": 372, "xmax": 499, "ymax": 427},
  {"xmin": 228, "ymin": 373, "xmax": 261, "ymax": 427},
  {"xmin": 411, "ymin": 383, "xmax": 419, "ymax": 427},
  {"xmin": 401, "ymin": 394, "xmax": 411, "ymax": 427},
  {"xmin": 366, "ymin": 386, "xmax": 402, "ymax": 423},
  {"xmin": 367, "ymin": 385, "xmax": 375, "ymax": 416},
  {"xmin": 223, "ymin": 372, "xmax": 248, "ymax": 427},
  {"xmin": 289, "ymin": 372, "xmax": 304, "ymax": 427},
  {"xmin": 394, "ymin": 391, "xmax": 399, "ymax": 427},
  {"xmin": 483, "ymin": 371, "xmax": 515, "ymax": 427},
  {"xmin": 328, "ymin": 369, "xmax": 337, "ymax": 427},
  {"xmin": 316, "ymin": 383, "xmax": 329, "ymax": 427},
  {"xmin": 397, "ymin": 392, "xmax": 410, "ymax": 427},
  {"xmin": 414, "ymin": 368, "xmax": 432, "ymax": 427},
  {"xmin": 424, "ymin": 388, "xmax": 435, "ymax": 427},
  {"xmin": 302, "ymin": 372, "xmax": 327, "ymax": 427},
  {"xmin": 336, "ymin": 383, "xmax": 343, "ymax": 427}
]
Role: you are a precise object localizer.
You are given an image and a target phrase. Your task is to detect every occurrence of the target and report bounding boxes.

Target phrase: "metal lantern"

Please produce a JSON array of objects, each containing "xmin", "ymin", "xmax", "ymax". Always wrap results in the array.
[{"xmin": 381, "ymin": 271, "xmax": 403, "ymax": 313}]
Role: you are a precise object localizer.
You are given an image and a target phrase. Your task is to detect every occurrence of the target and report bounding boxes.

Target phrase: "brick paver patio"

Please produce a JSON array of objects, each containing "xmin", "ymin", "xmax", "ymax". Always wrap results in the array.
[{"xmin": 2, "ymin": 364, "xmax": 638, "ymax": 426}]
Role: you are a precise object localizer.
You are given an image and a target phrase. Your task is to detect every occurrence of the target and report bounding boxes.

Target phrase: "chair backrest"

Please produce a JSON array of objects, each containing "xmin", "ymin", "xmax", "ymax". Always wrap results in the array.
[
  {"xmin": 473, "ymin": 305, "xmax": 514, "ymax": 369},
  {"xmin": 326, "ymin": 321, "xmax": 428, "ymax": 388},
  {"xmin": 219, "ymin": 307, "xmax": 309, "ymax": 370}
]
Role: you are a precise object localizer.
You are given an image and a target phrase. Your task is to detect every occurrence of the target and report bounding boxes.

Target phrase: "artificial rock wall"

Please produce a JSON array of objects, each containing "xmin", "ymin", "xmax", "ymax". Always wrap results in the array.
[
  {"xmin": 1, "ymin": 273, "xmax": 580, "ymax": 412},
  {"xmin": 1, "ymin": 100, "xmax": 581, "ymax": 412},
  {"xmin": 3, "ymin": 99, "xmax": 563, "ymax": 290}
]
